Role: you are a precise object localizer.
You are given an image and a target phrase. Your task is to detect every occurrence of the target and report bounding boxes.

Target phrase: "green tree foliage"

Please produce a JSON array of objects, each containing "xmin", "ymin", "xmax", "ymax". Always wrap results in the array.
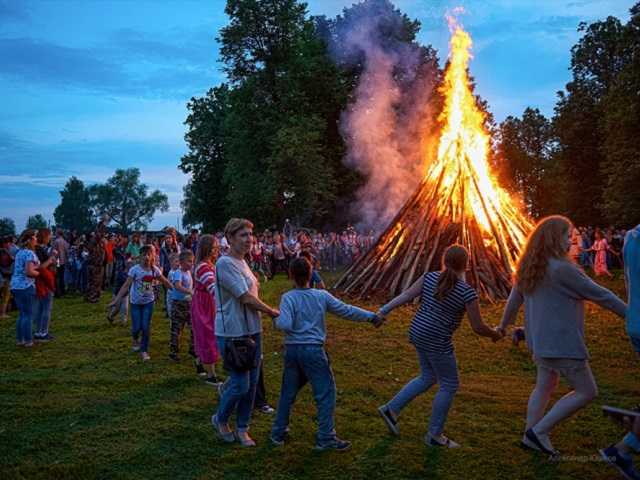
[
  {"xmin": 498, "ymin": 108, "xmax": 555, "ymax": 218},
  {"xmin": 0, "ymin": 217, "xmax": 16, "ymax": 237},
  {"xmin": 26, "ymin": 214, "xmax": 48, "ymax": 230},
  {"xmin": 53, "ymin": 176, "xmax": 95, "ymax": 233},
  {"xmin": 182, "ymin": 0, "xmax": 437, "ymax": 229},
  {"xmin": 89, "ymin": 168, "xmax": 169, "ymax": 233}
]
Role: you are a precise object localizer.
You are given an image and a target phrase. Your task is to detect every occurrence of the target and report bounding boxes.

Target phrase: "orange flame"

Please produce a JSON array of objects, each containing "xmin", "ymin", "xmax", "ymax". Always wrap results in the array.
[{"xmin": 425, "ymin": 16, "xmax": 531, "ymax": 266}]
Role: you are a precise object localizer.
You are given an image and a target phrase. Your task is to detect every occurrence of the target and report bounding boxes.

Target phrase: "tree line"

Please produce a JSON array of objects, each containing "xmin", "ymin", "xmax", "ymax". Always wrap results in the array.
[
  {"xmin": 0, "ymin": 168, "xmax": 169, "ymax": 237},
  {"xmin": 181, "ymin": 0, "xmax": 640, "ymax": 231}
]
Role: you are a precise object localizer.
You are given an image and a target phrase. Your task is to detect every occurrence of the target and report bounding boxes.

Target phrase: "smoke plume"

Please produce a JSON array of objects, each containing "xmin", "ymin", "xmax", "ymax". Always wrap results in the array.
[{"xmin": 330, "ymin": 0, "xmax": 441, "ymax": 232}]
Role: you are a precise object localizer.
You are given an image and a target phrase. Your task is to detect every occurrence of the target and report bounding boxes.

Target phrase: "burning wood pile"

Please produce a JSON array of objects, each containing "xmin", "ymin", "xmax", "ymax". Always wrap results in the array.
[{"xmin": 335, "ymin": 19, "xmax": 532, "ymax": 301}]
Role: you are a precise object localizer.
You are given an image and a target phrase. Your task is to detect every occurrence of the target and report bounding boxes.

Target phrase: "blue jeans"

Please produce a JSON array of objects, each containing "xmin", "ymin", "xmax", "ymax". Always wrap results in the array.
[
  {"xmin": 216, "ymin": 333, "xmax": 262, "ymax": 432},
  {"xmin": 271, "ymin": 344, "xmax": 337, "ymax": 446},
  {"xmin": 130, "ymin": 302, "xmax": 154, "ymax": 353},
  {"xmin": 12, "ymin": 287, "xmax": 35, "ymax": 344},
  {"xmin": 387, "ymin": 347, "xmax": 459, "ymax": 436},
  {"xmin": 630, "ymin": 336, "xmax": 640, "ymax": 356},
  {"xmin": 33, "ymin": 292, "xmax": 53, "ymax": 336}
]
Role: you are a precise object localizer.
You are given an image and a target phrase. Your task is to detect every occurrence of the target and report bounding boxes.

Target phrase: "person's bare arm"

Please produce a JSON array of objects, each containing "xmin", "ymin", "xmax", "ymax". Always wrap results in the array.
[
  {"xmin": 25, "ymin": 261, "xmax": 40, "ymax": 278},
  {"xmin": 239, "ymin": 292, "xmax": 279, "ymax": 317},
  {"xmin": 173, "ymin": 279, "xmax": 193, "ymax": 295},
  {"xmin": 378, "ymin": 276, "xmax": 423, "ymax": 316},
  {"xmin": 109, "ymin": 277, "xmax": 133, "ymax": 305},
  {"xmin": 466, "ymin": 300, "xmax": 502, "ymax": 341}
]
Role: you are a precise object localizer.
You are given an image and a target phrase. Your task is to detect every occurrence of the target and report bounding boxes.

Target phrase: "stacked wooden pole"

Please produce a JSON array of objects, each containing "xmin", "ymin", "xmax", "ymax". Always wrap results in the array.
[{"xmin": 334, "ymin": 152, "xmax": 532, "ymax": 302}]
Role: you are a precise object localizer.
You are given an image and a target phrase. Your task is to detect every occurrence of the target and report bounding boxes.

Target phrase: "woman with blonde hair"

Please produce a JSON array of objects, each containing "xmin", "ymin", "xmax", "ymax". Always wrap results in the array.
[
  {"xmin": 499, "ymin": 215, "xmax": 627, "ymax": 456},
  {"xmin": 376, "ymin": 244, "xmax": 503, "ymax": 448}
]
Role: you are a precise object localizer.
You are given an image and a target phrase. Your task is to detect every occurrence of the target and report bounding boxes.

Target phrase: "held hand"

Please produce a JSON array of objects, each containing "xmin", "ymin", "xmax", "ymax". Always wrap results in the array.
[
  {"xmin": 371, "ymin": 313, "xmax": 386, "ymax": 328},
  {"xmin": 491, "ymin": 327, "xmax": 504, "ymax": 343},
  {"xmin": 269, "ymin": 308, "xmax": 280, "ymax": 318}
]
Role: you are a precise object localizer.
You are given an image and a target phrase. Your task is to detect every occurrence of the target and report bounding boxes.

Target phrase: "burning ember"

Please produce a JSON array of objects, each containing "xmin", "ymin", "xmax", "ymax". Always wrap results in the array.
[{"xmin": 336, "ymin": 17, "xmax": 532, "ymax": 301}]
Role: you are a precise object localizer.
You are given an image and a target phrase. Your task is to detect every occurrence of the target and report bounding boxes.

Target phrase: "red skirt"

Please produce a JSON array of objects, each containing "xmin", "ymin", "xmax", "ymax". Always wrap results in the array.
[{"xmin": 191, "ymin": 290, "xmax": 218, "ymax": 364}]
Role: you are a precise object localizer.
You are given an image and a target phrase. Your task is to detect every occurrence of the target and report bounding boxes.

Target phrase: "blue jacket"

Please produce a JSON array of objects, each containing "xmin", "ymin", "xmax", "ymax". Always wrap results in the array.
[{"xmin": 274, "ymin": 288, "xmax": 375, "ymax": 344}]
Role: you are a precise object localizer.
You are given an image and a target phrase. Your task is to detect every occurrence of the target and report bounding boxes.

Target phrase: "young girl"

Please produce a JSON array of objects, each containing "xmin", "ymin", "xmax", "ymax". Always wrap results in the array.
[
  {"xmin": 591, "ymin": 230, "xmax": 614, "ymax": 278},
  {"xmin": 192, "ymin": 234, "xmax": 221, "ymax": 385},
  {"xmin": 376, "ymin": 244, "xmax": 502, "ymax": 448},
  {"xmin": 499, "ymin": 216, "xmax": 626, "ymax": 456},
  {"xmin": 270, "ymin": 257, "xmax": 383, "ymax": 451},
  {"xmin": 109, "ymin": 245, "xmax": 172, "ymax": 361}
]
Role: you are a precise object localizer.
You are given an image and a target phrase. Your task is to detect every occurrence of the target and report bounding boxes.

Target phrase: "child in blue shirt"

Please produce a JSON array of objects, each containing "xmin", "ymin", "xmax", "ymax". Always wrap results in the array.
[
  {"xmin": 168, "ymin": 251, "xmax": 195, "ymax": 362},
  {"xmin": 270, "ymin": 257, "xmax": 383, "ymax": 451}
]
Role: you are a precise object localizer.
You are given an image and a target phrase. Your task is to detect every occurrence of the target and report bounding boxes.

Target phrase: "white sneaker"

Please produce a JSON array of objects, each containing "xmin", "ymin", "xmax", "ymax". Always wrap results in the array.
[{"xmin": 141, "ymin": 352, "xmax": 151, "ymax": 361}]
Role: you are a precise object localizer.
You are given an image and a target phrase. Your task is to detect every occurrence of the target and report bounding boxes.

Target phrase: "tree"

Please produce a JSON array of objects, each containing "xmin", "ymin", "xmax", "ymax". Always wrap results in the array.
[
  {"xmin": 26, "ymin": 214, "xmax": 48, "ymax": 230},
  {"xmin": 498, "ymin": 108, "xmax": 555, "ymax": 218},
  {"xmin": 89, "ymin": 168, "xmax": 169, "ymax": 232},
  {"xmin": 0, "ymin": 217, "xmax": 16, "ymax": 236},
  {"xmin": 53, "ymin": 176, "xmax": 95, "ymax": 233}
]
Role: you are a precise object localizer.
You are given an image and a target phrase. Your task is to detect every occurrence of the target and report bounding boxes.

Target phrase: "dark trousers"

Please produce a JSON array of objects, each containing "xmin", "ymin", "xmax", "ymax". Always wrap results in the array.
[{"xmin": 55, "ymin": 264, "xmax": 66, "ymax": 297}]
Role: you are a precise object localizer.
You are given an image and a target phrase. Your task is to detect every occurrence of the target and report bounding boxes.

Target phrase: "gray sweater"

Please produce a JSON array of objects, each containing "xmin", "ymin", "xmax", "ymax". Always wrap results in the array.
[{"xmin": 502, "ymin": 258, "xmax": 627, "ymax": 360}]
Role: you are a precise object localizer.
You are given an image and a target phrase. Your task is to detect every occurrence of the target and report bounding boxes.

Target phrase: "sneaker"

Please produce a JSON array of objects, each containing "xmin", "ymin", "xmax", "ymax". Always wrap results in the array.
[
  {"xmin": 235, "ymin": 431, "xmax": 256, "ymax": 448},
  {"xmin": 168, "ymin": 352, "xmax": 180, "ymax": 362},
  {"xmin": 211, "ymin": 414, "xmax": 235, "ymax": 443},
  {"xmin": 23, "ymin": 342, "xmax": 34, "ymax": 348},
  {"xmin": 195, "ymin": 361, "xmax": 207, "ymax": 377},
  {"xmin": 131, "ymin": 341, "xmax": 141, "ymax": 352},
  {"xmin": 38, "ymin": 334, "xmax": 54, "ymax": 342},
  {"xmin": 378, "ymin": 405, "xmax": 399, "ymax": 436},
  {"xmin": 426, "ymin": 433, "xmax": 461, "ymax": 449},
  {"xmin": 141, "ymin": 352, "xmax": 151, "ymax": 361},
  {"xmin": 205, "ymin": 375, "xmax": 222, "ymax": 387},
  {"xmin": 524, "ymin": 428, "xmax": 559, "ymax": 457},
  {"xmin": 257, "ymin": 404, "xmax": 275, "ymax": 414},
  {"xmin": 270, "ymin": 429, "xmax": 289, "ymax": 447},
  {"xmin": 33, "ymin": 333, "xmax": 43, "ymax": 342},
  {"xmin": 314, "ymin": 438, "xmax": 352, "ymax": 452},
  {"xmin": 600, "ymin": 445, "xmax": 640, "ymax": 480}
]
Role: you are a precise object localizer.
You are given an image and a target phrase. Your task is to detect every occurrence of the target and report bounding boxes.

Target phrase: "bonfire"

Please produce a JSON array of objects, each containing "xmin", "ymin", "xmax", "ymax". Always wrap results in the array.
[{"xmin": 336, "ymin": 18, "xmax": 532, "ymax": 301}]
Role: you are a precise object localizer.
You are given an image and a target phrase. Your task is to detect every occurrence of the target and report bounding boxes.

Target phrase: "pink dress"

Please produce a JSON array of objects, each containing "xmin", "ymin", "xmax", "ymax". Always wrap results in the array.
[
  {"xmin": 191, "ymin": 262, "xmax": 218, "ymax": 364},
  {"xmin": 593, "ymin": 239, "xmax": 610, "ymax": 276}
]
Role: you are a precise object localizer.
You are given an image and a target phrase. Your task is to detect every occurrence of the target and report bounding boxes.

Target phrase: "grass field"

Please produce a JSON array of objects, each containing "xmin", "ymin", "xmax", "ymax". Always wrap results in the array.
[{"xmin": 1, "ymin": 271, "xmax": 638, "ymax": 480}]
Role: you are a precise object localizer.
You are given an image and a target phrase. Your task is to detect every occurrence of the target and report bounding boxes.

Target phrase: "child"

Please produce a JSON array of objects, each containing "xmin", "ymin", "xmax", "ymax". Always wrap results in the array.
[
  {"xmin": 108, "ymin": 245, "xmax": 172, "ymax": 361},
  {"xmin": 168, "ymin": 251, "xmax": 195, "ymax": 363},
  {"xmin": 166, "ymin": 254, "xmax": 180, "ymax": 319},
  {"xmin": 270, "ymin": 257, "xmax": 384, "ymax": 451},
  {"xmin": 299, "ymin": 251, "xmax": 325, "ymax": 289}
]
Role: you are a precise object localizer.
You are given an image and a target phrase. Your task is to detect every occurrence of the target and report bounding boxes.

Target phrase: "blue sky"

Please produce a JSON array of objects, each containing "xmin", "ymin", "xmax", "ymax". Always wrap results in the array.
[{"xmin": 0, "ymin": 0, "xmax": 632, "ymax": 231}]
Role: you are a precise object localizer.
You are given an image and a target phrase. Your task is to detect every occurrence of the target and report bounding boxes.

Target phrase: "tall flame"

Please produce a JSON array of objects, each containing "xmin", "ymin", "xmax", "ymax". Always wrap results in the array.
[{"xmin": 425, "ymin": 17, "xmax": 531, "ymax": 265}]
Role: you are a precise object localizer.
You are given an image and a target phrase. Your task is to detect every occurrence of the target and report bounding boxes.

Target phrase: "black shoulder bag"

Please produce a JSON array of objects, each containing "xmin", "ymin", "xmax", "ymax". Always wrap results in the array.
[{"xmin": 216, "ymin": 278, "xmax": 258, "ymax": 372}]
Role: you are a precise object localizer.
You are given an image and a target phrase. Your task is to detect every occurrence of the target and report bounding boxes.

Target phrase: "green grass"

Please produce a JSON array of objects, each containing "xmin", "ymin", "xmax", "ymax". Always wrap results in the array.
[{"xmin": 1, "ymin": 271, "xmax": 638, "ymax": 479}]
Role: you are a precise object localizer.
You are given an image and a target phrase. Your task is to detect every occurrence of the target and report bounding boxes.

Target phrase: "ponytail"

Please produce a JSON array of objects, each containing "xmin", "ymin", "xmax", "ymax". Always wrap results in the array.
[
  {"xmin": 434, "ymin": 244, "xmax": 469, "ymax": 301},
  {"xmin": 435, "ymin": 268, "xmax": 459, "ymax": 301}
]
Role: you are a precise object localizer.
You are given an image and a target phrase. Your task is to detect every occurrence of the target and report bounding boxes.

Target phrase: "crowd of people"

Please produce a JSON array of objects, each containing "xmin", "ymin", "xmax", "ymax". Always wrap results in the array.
[{"xmin": 1, "ymin": 216, "xmax": 639, "ymax": 478}]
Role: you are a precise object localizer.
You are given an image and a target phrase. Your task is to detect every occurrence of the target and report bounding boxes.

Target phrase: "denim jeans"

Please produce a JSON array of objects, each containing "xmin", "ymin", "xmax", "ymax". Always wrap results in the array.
[
  {"xmin": 630, "ymin": 336, "xmax": 640, "ymax": 356},
  {"xmin": 33, "ymin": 292, "xmax": 53, "ymax": 336},
  {"xmin": 271, "ymin": 344, "xmax": 337, "ymax": 446},
  {"xmin": 130, "ymin": 302, "xmax": 154, "ymax": 353},
  {"xmin": 12, "ymin": 286, "xmax": 35, "ymax": 344},
  {"xmin": 216, "ymin": 333, "xmax": 262, "ymax": 432},
  {"xmin": 387, "ymin": 347, "xmax": 459, "ymax": 436}
]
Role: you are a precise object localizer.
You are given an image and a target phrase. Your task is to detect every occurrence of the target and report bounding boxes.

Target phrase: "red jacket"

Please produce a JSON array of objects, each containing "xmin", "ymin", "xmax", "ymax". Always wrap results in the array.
[{"xmin": 36, "ymin": 267, "xmax": 55, "ymax": 298}]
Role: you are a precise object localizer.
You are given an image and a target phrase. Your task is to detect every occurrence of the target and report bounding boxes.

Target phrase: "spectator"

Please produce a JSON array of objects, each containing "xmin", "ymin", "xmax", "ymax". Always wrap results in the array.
[{"xmin": 10, "ymin": 229, "xmax": 40, "ymax": 347}]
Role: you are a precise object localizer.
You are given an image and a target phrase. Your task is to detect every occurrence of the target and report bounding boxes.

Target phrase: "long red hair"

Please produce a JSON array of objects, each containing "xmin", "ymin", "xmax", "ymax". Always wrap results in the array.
[{"xmin": 514, "ymin": 215, "xmax": 572, "ymax": 294}]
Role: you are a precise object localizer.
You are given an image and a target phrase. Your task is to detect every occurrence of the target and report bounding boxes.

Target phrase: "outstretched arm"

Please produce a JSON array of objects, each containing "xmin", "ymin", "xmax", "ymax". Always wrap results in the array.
[
  {"xmin": 378, "ymin": 276, "xmax": 423, "ymax": 317},
  {"xmin": 466, "ymin": 300, "xmax": 503, "ymax": 341},
  {"xmin": 498, "ymin": 286, "xmax": 524, "ymax": 335}
]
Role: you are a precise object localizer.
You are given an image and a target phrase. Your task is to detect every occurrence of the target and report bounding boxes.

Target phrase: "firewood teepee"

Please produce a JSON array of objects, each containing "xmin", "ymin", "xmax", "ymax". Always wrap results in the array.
[{"xmin": 335, "ymin": 19, "xmax": 532, "ymax": 301}]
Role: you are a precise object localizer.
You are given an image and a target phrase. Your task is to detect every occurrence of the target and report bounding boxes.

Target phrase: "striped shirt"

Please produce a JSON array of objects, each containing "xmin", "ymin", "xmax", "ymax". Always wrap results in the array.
[
  {"xmin": 409, "ymin": 271, "xmax": 478, "ymax": 354},
  {"xmin": 194, "ymin": 262, "xmax": 216, "ymax": 295}
]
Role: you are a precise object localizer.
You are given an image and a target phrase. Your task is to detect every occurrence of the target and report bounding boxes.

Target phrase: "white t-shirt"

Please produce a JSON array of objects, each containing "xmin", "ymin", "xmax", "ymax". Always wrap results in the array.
[{"xmin": 215, "ymin": 255, "xmax": 261, "ymax": 337}]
